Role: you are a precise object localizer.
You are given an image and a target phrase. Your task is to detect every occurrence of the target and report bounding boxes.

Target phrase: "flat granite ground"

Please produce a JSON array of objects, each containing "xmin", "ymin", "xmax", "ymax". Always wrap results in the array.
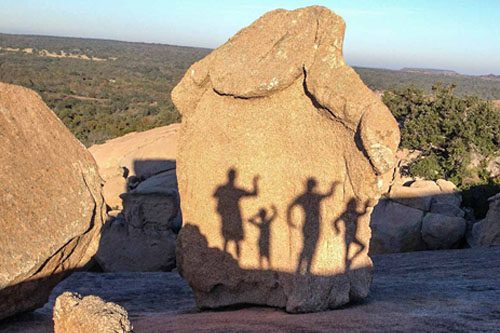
[{"xmin": 1, "ymin": 247, "xmax": 499, "ymax": 332}]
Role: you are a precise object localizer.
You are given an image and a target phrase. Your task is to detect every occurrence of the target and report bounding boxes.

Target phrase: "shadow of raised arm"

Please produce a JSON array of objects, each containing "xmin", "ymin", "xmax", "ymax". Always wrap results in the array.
[
  {"xmin": 270, "ymin": 205, "xmax": 278, "ymax": 221},
  {"xmin": 322, "ymin": 181, "xmax": 340, "ymax": 199},
  {"xmin": 248, "ymin": 214, "xmax": 259, "ymax": 226},
  {"xmin": 332, "ymin": 216, "xmax": 342, "ymax": 235},
  {"xmin": 244, "ymin": 175, "xmax": 260, "ymax": 197}
]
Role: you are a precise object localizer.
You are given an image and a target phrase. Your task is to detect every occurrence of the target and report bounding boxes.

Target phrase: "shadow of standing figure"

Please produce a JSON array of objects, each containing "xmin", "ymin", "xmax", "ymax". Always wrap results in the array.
[
  {"xmin": 213, "ymin": 168, "xmax": 259, "ymax": 259},
  {"xmin": 248, "ymin": 205, "xmax": 277, "ymax": 269},
  {"xmin": 287, "ymin": 178, "xmax": 338, "ymax": 274},
  {"xmin": 333, "ymin": 199, "xmax": 368, "ymax": 271}
]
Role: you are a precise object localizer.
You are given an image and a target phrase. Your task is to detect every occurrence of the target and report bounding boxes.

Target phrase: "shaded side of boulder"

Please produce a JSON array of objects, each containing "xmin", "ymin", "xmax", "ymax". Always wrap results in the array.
[
  {"xmin": 370, "ymin": 199, "xmax": 425, "ymax": 254},
  {"xmin": 470, "ymin": 193, "xmax": 500, "ymax": 247},
  {"xmin": 95, "ymin": 170, "xmax": 179, "ymax": 272},
  {"xmin": 53, "ymin": 292, "xmax": 132, "ymax": 333},
  {"xmin": 89, "ymin": 125, "xmax": 182, "ymax": 272},
  {"xmin": 421, "ymin": 213, "xmax": 467, "ymax": 250},
  {"xmin": 0, "ymin": 83, "xmax": 106, "ymax": 320}
]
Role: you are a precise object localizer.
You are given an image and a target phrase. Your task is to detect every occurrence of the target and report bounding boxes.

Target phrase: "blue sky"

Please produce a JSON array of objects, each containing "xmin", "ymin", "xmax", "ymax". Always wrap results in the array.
[{"xmin": 1, "ymin": 0, "xmax": 499, "ymax": 74}]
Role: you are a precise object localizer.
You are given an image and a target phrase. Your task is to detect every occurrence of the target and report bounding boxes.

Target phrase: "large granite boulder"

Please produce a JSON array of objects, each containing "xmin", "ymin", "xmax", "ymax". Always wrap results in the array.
[
  {"xmin": 470, "ymin": 193, "xmax": 500, "ymax": 247},
  {"xmin": 53, "ymin": 292, "xmax": 132, "ymax": 333},
  {"xmin": 95, "ymin": 170, "xmax": 179, "ymax": 272},
  {"xmin": 173, "ymin": 6, "xmax": 400, "ymax": 313},
  {"xmin": 0, "ymin": 83, "xmax": 106, "ymax": 320}
]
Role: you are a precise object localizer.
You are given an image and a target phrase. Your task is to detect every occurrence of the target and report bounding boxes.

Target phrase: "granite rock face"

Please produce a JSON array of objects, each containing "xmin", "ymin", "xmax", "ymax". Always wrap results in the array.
[
  {"xmin": 470, "ymin": 193, "xmax": 500, "ymax": 247},
  {"xmin": 53, "ymin": 292, "xmax": 132, "ymax": 333},
  {"xmin": 95, "ymin": 170, "xmax": 179, "ymax": 272},
  {"xmin": 421, "ymin": 213, "xmax": 467, "ymax": 250},
  {"xmin": 0, "ymin": 82, "xmax": 106, "ymax": 320},
  {"xmin": 370, "ymin": 199, "xmax": 425, "ymax": 254},
  {"xmin": 90, "ymin": 124, "xmax": 181, "ymax": 272},
  {"xmin": 89, "ymin": 123, "xmax": 179, "ymax": 211},
  {"xmin": 370, "ymin": 179, "xmax": 466, "ymax": 254},
  {"xmin": 173, "ymin": 6, "xmax": 399, "ymax": 313}
]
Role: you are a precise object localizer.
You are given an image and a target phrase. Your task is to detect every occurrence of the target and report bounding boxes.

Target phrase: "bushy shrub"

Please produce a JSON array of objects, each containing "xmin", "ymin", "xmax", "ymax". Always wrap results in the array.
[{"xmin": 383, "ymin": 84, "xmax": 500, "ymax": 188}]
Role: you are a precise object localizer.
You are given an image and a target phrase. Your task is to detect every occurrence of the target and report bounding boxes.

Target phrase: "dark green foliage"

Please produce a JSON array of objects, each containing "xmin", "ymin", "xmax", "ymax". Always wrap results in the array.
[
  {"xmin": 383, "ymin": 84, "xmax": 500, "ymax": 188},
  {"xmin": 408, "ymin": 153, "xmax": 445, "ymax": 180}
]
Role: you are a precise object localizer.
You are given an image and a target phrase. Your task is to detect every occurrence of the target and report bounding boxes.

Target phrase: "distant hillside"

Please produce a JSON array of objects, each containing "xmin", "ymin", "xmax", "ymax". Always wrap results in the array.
[
  {"xmin": 401, "ymin": 68, "xmax": 459, "ymax": 75},
  {"xmin": 1, "ymin": 33, "xmax": 499, "ymax": 145},
  {"xmin": 355, "ymin": 67, "xmax": 500, "ymax": 99}
]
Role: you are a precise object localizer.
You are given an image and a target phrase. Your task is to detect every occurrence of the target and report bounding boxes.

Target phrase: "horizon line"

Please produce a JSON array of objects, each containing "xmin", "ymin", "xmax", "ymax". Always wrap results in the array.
[{"xmin": 1, "ymin": 31, "xmax": 498, "ymax": 77}]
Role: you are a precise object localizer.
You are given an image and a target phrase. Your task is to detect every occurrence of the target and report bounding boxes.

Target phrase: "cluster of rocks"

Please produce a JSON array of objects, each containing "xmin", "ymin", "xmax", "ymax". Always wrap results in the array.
[
  {"xmin": 370, "ymin": 179, "xmax": 467, "ymax": 254},
  {"xmin": 89, "ymin": 125, "xmax": 181, "ymax": 272},
  {"xmin": 371, "ymin": 175, "xmax": 500, "ymax": 255}
]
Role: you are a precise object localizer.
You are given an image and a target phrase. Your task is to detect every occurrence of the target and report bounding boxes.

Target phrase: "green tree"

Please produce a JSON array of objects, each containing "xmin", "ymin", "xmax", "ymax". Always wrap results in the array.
[{"xmin": 383, "ymin": 84, "xmax": 500, "ymax": 188}]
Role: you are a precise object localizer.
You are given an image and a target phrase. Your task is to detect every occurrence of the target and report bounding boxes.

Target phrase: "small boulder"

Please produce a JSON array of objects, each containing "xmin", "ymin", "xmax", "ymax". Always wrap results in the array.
[
  {"xmin": 410, "ymin": 180, "xmax": 441, "ymax": 191},
  {"xmin": 103, "ymin": 173, "xmax": 127, "ymax": 210},
  {"xmin": 53, "ymin": 292, "xmax": 132, "ymax": 333},
  {"xmin": 421, "ymin": 213, "xmax": 467, "ymax": 250},
  {"xmin": 370, "ymin": 199, "xmax": 425, "ymax": 254},
  {"xmin": 430, "ymin": 202, "xmax": 465, "ymax": 218},
  {"xmin": 389, "ymin": 185, "xmax": 436, "ymax": 211},
  {"xmin": 436, "ymin": 179, "xmax": 458, "ymax": 193}
]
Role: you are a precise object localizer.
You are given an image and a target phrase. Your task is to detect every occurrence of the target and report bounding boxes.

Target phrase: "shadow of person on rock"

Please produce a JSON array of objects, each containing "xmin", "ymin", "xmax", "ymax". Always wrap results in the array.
[
  {"xmin": 333, "ymin": 199, "xmax": 368, "ymax": 272},
  {"xmin": 248, "ymin": 205, "xmax": 277, "ymax": 269},
  {"xmin": 213, "ymin": 168, "xmax": 259, "ymax": 259},
  {"xmin": 287, "ymin": 178, "xmax": 338, "ymax": 275}
]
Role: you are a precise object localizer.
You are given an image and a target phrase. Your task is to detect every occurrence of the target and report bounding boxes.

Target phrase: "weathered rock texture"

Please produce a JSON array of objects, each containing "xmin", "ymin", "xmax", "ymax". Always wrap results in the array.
[
  {"xmin": 90, "ymin": 125, "xmax": 181, "ymax": 272},
  {"xmin": 0, "ymin": 83, "xmax": 106, "ymax": 320},
  {"xmin": 89, "ymin": 124, "xmax": 179, "ymax": 211},
  {"xmin": 95, "ymin": 169, "xmax": 179, "ymax": 271},
  {"xmin": 2, "ymin": 248, "xmax": 499, "ymax": 332},
  {"xmin": 173, "ymin": 6, "xmax": 400, "ymax": 313},
  {"xmin": 470, "ymin": 193, "xmax": 500, "ymax": 247},
  {"xmin": 370, "ymin": 179, "xmax": 466, "ymax": 254},
  {"xmin": 53, "ymin": 292, "xmax": 132, "ymax": 333}
]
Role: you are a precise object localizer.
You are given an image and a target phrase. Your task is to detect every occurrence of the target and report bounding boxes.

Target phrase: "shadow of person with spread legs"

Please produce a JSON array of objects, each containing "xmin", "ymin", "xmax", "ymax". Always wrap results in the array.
[
  {"xmin": 333, "ymin": 199, "xmax": 368, "ymax": 271},
  {"xmin": 248, "ymin": 205, "xmax": 277, "ymax": 269},
  {"xmin": 213, "ymin": 168, "xmax": 259, "ymax": 259},
  {"xmin": 287, "ymin": 178, "xmax": 338, "ymax": 275}
]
